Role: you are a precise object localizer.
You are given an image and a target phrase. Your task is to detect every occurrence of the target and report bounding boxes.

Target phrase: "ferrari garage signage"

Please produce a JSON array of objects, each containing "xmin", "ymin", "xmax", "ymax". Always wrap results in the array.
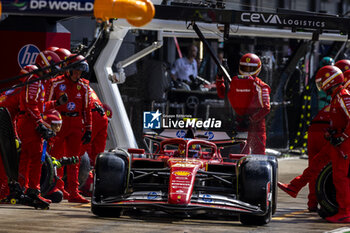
[{"xmin": 143, "ymin": 110, "xmax": 222, "ymax": 129}]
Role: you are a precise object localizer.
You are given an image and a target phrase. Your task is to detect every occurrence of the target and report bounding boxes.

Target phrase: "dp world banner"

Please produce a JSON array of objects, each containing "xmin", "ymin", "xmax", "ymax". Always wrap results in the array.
[{"xmin": 1, "ymin": 0, "xmax": 95, "ymax": 17}]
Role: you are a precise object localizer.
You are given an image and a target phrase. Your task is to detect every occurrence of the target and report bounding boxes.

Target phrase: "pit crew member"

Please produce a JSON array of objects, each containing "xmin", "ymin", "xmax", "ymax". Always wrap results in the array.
[{"xmin": 216, "ymin": 53, "xmax": 271, "ymax": 154}]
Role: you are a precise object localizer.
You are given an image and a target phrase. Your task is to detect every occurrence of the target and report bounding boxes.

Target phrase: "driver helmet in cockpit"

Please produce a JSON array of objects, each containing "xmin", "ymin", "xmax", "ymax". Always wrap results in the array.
[{"xmin": 188, "ymin": 144, "xmax": 201, "ymax": 158}]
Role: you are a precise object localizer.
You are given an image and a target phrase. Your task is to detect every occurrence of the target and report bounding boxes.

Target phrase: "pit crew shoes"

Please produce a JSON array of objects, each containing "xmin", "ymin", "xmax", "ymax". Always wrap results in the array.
[
  {"xmin": 68, "ymin": 193, "xmax": 89, "ymax": 203},
  {"xmin": 60, "ymin": 188, "xmax": 70, "ymax": 200},
  {"xmin": 26, "ymin": 188, "xmax": 52, "ymax": 204},
  {"xmin": 277, "ymin": 182, "xmax": 298, "ymax": 198},
  {"xmin": 326, "ymin": 213, "xmax": 350, "ymax": 223}
]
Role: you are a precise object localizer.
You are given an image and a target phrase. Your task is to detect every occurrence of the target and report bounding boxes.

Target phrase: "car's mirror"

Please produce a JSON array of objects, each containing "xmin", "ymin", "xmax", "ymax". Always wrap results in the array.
[{"xmin": 128, "ymin": 148, "xmax": 145, "ymax": 154}]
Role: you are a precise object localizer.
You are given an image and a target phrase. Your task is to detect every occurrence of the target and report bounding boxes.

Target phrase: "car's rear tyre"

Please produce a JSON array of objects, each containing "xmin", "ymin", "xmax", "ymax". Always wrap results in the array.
[
  {"xmin": 315, "ymin": 163, "xmax": 338, "ymax": 218},
  {"xmin": 239, "ymin": 157, "xmax": 274, "ymax": 225},
  {"xmin": 91, "ymin": 149, "xmax": 129, "ymax": 217}
]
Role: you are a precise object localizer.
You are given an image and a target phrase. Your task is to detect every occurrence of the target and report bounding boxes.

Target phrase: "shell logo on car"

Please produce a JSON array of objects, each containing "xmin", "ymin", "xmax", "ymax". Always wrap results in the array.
[{"xmin": 173, "ymin": 171, "xmax": 191, "ymax": 176}]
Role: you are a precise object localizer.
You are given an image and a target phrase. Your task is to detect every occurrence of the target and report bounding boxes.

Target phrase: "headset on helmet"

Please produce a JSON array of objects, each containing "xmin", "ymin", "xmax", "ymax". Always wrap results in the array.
[
  {"xmin": 67, "ymin": 54, "xmax": 89, "ymax": 73},
  {"xmin": 42, "ymin": 109, "xmax": 62, "ymax": 133},
  {"xmin": 315, "ymin": 65, "xmax": 344, "ymax": 92},
  {"xmin": 102, "ymin": 103, "xmax": 113, "ymax": 119},
  {"xmin": 188, "ymin": 144, "xmax": 201, "ymax": 158},
  {"xmin": 239, "ymin": 53, "xmax": 262, "ymax": 76},
  {"xmin": 35, "ymin": 50, "xmax": 61, "ymax": 74},
  {"xmin": 335, "ymin": 59, "xmax": 350, "ymax": 72},
  {"xmin": 319, "ymin": 57, "xmax": 335, "ymax": 67}
]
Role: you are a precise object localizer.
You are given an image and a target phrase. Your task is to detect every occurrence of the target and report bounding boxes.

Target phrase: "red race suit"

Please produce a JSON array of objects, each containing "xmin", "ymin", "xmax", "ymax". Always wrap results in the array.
[
  {"xmin": 47, "ymin": 75, "xmax": 92, "ymax": 198},
  {"xmin": 81, "ymin": 86, "xmax": 108, "ymax": 166},
  {"xmin": 17, "ymin": 75, "xmax": 55, "ymax": 191},
  {"xmin": 216, "ymin": 75, "xmax": 270, "ymax": 154},
  {"xmin": 326, "ymin": 86, "xmax": 350, "ymax": 217}
]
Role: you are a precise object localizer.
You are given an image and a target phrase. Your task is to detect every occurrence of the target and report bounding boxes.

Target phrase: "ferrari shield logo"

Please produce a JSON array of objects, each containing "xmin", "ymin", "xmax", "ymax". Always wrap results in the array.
[
  {"xmin": 77, "ymin": 85, "xmax": 81, "ymax": 91},
  {"xmin": 246, "ymin": 57, "xmax": 251, "ymax": 63}
]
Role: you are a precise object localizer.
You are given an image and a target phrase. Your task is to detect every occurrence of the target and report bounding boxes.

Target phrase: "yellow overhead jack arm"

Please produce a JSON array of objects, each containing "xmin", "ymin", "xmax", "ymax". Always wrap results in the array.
[{"xmin": 94, "ymin": 0, "xmax": 155, "ymax": 27}]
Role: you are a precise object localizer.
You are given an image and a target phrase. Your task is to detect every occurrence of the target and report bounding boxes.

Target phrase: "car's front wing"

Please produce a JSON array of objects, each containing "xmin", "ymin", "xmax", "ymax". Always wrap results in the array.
[{"xmin": 93, "ymin": 191, "xmax": 265, "ymax": 215}]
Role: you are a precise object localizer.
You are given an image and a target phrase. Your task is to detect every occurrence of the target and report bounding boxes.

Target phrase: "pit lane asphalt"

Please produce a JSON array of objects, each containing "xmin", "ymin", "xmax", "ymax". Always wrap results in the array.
[{"xmin": 0, "ymin": 158, "xmax": 348, "ymax": 233}]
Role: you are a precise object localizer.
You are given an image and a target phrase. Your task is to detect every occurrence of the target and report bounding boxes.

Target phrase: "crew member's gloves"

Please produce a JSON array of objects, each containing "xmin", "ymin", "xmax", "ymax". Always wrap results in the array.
[
  {"xmin": 82, "ymin": 130, "xmax": 92, "ymax": 144},
  {"xmin": 56, "ymin": 93, "xmax": 68, "ymax": 106},
  {"xmin": 94, "ymin": 102, "xmax": 105, "ymax": 116},
  {"xmin": 36, "ymin": 123, "xmax": 56, "ymax": 140}
]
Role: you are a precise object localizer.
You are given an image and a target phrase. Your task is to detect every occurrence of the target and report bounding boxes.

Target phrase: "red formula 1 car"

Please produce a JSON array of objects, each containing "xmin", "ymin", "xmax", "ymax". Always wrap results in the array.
[{"xmin": 91, "ymin": 135, "xmax": 278, "ymax": 225}]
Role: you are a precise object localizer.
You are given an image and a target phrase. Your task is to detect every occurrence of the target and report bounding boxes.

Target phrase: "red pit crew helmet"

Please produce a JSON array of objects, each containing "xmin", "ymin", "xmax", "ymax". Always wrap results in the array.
[
  {"xmin": 35, "ymin": 50, "xmax": 61, "ymax": 74},
  {"xmin": 55, "ymin": 48, "xmax": 71, "ymax": 62},
  {"xmin": 315, "ymin": 65, "xmax": 344, "ymax": 92},
  {"xmin": 20, "ymin": 64, "xmax": 38, "ymax": 75},
  {"xmin": 67, "ymin": 54, "xmax": 89, "ymax": 72},
  {"xmin": 47, "ymin": 46, "xmax": 59, "ymax": 52},
  {"xmin": 102, "ymin": 103, "xmax": 113, "ymax": 119},
  {"xmin": 239, "ymin": 53, "xmax": 262, "ymax": 76},
  {"xmin": 19, "ymin": 64, "xmax": 38, "ymax": 82},
  {"xmin": 343, "ymin": 70, "xmax": 350, "ymax": 89},
  {"xmin": 335, "ymin": 59, "xmax": 350, "ymax": 72},
  {"xmin": 42, "ymin": 109, "xmax": 62, "ymax": 133}
]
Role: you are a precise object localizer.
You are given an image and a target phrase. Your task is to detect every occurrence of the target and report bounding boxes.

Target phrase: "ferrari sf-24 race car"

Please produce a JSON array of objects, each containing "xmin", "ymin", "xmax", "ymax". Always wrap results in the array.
[{"xmin": 91, "ymin": 135, "xmax": 278, "ymax": 225}]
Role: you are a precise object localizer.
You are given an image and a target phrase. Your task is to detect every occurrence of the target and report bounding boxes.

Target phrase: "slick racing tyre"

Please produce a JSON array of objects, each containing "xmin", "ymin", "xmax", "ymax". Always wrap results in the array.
[
  {"xmin": 315, "ymin": 163, "xmax": 338, "ymax": 218},
  {"xmin": 91, "ymin": 149, "xmax": 129, "ymax": 217},
  {"xmin": 239, "ymin": 156, "xmax": 274, "ymax": 225}
]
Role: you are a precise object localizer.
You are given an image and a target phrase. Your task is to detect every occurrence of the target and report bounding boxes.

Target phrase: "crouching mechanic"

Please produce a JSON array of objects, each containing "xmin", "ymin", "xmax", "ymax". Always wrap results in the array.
[
  {"xmin": 315, "ymin": 65, "xmax": 350, "ymax": 223},
  {"xmin": 48, "ymin": 54, "xmax": 92, "ymax": 203},
  {"xmin": 40, "ymin": 109, "xmax": 64, "ymax": 202},
  {"xmin": 216, "ymin": 53, "xmax": 271, "ymax": 154},
  {"xmin": 17, "ymin": 65, "xmax": 59, "ymax": 205}
]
